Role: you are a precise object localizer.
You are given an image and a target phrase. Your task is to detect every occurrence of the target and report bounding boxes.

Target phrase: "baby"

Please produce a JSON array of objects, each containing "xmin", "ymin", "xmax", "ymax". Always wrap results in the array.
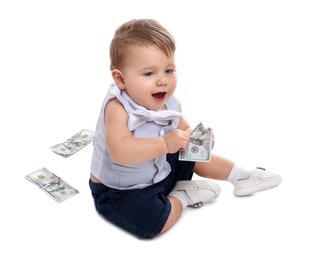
[{"xmin": 89, "ymin": 19, "xmax": 282, "ymax": 238}]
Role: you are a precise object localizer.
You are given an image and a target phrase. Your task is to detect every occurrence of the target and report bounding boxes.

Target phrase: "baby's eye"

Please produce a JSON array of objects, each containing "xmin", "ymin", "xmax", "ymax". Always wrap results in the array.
[
  {"xmin": 166, "ymin": 69, "xmax": 174, "ymax": 74},
  {"xmin": 143, "ymin": 72, "xmax": 154, "ymax": 77}
]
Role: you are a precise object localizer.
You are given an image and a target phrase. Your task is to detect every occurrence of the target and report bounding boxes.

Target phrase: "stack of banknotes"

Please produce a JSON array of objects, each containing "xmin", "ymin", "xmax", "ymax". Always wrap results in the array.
[
  {"xmin": 50, "ymin": 129, "xmax": 94, "ymax": 157},
  {"xmin": 25, "ymin": 167, "xmax": 79, "ymax": 202}
]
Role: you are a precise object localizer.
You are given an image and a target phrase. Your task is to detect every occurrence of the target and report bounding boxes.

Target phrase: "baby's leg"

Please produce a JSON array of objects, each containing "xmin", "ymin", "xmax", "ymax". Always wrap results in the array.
[
  {"xmin": 194, "ymin": 154, "xmax": 235, "ymax": 180},
  {"xmin": 161, "ymin": 155, "xmax": 232, "ymax": 233},
  {"xmin": 194, "ymin": 154, "xmax": 282, "ymax": 196},
  {"xmin": 161, "ymin": 196, "xmax": 183, "ymax": 233},
  {"xmin": 161, "ymin": 179, "xmax": 221, "ymax": 233}
]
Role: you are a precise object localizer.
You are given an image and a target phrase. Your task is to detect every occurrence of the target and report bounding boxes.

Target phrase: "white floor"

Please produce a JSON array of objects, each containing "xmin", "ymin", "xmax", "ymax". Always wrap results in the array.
[{"xmin": 1, "ymin": 1, "xmax": 309, "ymax": 259}]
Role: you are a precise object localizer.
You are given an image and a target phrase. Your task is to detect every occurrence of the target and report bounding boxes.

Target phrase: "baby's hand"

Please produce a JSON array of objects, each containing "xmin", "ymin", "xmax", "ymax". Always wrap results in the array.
[{"xmin": 163, "ymin": 129, "xmax": 190, "ymax": 154}]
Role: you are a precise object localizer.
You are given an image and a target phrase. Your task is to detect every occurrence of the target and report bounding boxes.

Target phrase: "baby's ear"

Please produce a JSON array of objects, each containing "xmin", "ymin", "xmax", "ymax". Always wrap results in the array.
[{"xmin": 111, "ymin": 69, "xmax": 125, "ymax": 90}]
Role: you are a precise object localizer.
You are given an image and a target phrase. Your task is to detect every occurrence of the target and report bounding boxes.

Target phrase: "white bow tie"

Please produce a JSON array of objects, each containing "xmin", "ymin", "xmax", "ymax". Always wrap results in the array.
[{"xmin": 128, "ymin": 109, "xmax": 182, "ymax": 131}]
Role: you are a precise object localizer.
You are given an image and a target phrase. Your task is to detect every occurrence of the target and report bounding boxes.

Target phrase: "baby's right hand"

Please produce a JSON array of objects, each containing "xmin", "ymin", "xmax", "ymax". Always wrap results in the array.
[{"xmin": 163, "ymin": 129, "xmax": 190, "ymax": 154}]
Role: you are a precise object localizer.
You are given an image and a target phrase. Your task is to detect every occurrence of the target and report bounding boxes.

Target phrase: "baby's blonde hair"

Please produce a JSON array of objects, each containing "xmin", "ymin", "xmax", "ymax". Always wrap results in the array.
[{"xmin": 109, "ymin": 19, "xmax": 176, "ymax": 70}]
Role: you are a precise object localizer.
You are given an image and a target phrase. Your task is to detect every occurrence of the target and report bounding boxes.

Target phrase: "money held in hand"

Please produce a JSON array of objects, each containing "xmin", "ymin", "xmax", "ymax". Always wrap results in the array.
[
  {"xmin": 51, "ymin": 129, "xmax": 94, "ymax": 157},
  {"xmin": 179, "ymin": 122, "xmax": 212, "ymax": 162},
  {"xmin": 25, "ymin": 168, "xmax": 79, "ymax": 202}
]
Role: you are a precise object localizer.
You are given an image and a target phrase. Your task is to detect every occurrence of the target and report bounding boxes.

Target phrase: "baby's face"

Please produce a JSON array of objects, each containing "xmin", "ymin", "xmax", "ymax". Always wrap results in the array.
[{"xmin": 120, "ymin": 45, "xmax": 177, "ymax": 111}]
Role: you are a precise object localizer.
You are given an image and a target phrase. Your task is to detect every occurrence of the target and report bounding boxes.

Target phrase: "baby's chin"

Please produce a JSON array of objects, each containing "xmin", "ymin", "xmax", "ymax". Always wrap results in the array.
[{"xmin": 145, "ymin": 103, "xmax": 166, "ymax": 111}]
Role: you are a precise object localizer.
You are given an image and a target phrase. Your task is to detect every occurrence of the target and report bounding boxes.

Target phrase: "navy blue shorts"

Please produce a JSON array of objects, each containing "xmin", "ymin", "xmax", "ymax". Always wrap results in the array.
[{"xmin": 89, "ymin": 152, "xmax": 195, "ymax": 239}]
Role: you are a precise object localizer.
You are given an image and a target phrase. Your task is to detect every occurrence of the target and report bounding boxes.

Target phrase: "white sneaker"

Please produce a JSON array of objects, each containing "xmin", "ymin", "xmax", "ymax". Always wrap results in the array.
[
  {"xmin": 173, "ymin": 180, "xmax": 221, "ymax": 208},
  {"xmin": 233, "ymin": 167, "xmax": 282, "ymax": 197}
]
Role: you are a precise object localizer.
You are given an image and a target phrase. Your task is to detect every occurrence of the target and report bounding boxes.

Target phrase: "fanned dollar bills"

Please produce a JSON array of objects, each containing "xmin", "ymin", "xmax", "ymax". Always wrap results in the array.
[
  {"xmin": 25, "ymin": 168, "xmax": 79, "ymax": 202},
  {"xmin": 51, "ymin": 129, "xmax": 94, "ymax": 157},
  {"xmin": 179, "ymin": 122, "xmax": 212, "ymax": 162}
]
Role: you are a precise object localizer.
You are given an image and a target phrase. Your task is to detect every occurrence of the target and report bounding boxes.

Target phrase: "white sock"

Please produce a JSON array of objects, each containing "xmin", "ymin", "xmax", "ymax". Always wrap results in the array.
[
  {"xmin": 169, "ymin": 191, "xmax": 189, "ymax": 210},
  {"xmin": 227, "ymin": 164, "xmax": 250, "ymax": 183}
]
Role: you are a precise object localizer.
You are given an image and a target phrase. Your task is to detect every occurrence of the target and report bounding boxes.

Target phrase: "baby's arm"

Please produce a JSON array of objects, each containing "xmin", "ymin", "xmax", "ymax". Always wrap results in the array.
[
  {"xmin": 105, "ymin": 99, "xmax": 189, "ymax": 165},
  {"xmin": 177, "ymin": 116, "xmax": 192, "ymax": 133},
  {"xmin": 177, "ymin": 102, "xmax": 192, "ymax": 133}
]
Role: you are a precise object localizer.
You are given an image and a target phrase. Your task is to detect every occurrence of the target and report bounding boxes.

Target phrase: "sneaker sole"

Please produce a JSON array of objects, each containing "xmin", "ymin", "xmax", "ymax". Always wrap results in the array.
[{"xmin": 234, "ymin": 178, "xmax": 282, "ymax": 197}]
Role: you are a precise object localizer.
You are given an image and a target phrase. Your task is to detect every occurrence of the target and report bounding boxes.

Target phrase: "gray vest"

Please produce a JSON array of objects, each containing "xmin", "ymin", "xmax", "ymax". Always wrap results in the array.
[{"xmin": 90, "ymin": 84, "xmax": 181, "ymax": 190}]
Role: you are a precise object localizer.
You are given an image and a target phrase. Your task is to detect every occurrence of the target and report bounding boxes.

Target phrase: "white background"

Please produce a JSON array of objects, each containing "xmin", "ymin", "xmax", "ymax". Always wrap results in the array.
[{"xmin": 1, "ymin": 0, "xmax": 309, "ymax": 259}]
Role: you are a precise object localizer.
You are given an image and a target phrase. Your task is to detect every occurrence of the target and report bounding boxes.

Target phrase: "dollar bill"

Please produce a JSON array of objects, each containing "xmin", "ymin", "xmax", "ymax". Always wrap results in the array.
[
  {"xmin": 51, "ymin": 129, "xmax": 94, "ymax": 157},
  {"xmin": 25, "ymin": 167, "xmax": 79, "ymax": 202},
  {"xmin": 179, "ymin": 122, "xmax": 212, "ymax": 162}
]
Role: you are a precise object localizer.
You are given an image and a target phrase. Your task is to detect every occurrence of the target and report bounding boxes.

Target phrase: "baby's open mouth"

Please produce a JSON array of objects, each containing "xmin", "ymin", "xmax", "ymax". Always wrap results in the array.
[{"xmin": 152, "ymin": 92, "xmax": 166, "ymax": 101}]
